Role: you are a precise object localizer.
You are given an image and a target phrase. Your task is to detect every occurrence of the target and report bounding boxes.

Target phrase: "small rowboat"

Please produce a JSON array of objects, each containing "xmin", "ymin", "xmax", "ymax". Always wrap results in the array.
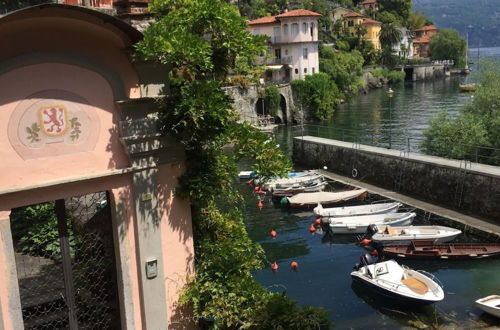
[
  {"xmin": 362, "ymin": 224, "xmax": 462, "ymax": 246},
  {"xmin": 271, "ymin": 180, "xmax": 328, "ymax": 198},
  {"xmin": 351, "ymin": 259, "xmax": 444, "ymax": 305},
  {"xmin": 262, "ymin": 172, "xmax": 324, "ymax": 191},
  {"xmin": 383, "ymin": 241, "xmax": 500, "ymax": 260},
  {"xmin": 329, "ymin": 212, "xmax": 415, "ymax": 234},
  {"xmin": 459, "ymin": 83, "xmax": 478, "ymax": 92},
  {"xmin": 285, "ymin": 189, "xmax": 367, "ymax": 208},
  {"xmin": 475, "ymin": 295, "xmax": 500, "ymax": 318},
  {"xmin": 314, "ymin": 202, "xmax": 402, "ymax": 222}
]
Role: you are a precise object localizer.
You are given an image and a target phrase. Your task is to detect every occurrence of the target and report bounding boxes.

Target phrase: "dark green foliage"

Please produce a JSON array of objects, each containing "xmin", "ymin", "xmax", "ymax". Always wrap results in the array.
[
  {"xmin": 429, "ymin": 29, "xmax": 467, "ymax": 68},
  {"xmin": 265, "ymin": 85, "xmax": 281, "ymax": 116},
  {"xmin": 422, "ymin": 60, "xmax": 500, "ymax": 164},
  {"xmin": 378, "ymin": 0, "xmax": 411, "ymax": 22},
  {"xmin": 407, "ymin": 11, "xmax": 432, "ymax": 30},
  {"xmin": 291, "ymin": 73, "xmax": 339, "ymax": 120},
  {"xmin": 379, "ymin": 22, "xmax": 402, "ymax": 49}
]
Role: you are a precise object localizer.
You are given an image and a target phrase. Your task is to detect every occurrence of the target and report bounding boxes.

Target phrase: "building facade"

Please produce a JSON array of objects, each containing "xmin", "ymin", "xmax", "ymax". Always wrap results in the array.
[
  {"xmin": 248, "ymin": 9, "xmax": 321, "ymax": 82},
  {"xmin": 344, "ymin": 12, "xmax": 382, "ymax": 50},
  {"xmin": 412, "ymin": 25, "xmax": 437, "ymax": 58}
]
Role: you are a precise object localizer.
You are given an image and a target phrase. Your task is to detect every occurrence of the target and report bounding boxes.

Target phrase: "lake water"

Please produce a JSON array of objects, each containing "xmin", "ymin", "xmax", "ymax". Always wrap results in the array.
[{"xmin": 244, "ymin": 48, "xmax": 500, "ymax": 329}]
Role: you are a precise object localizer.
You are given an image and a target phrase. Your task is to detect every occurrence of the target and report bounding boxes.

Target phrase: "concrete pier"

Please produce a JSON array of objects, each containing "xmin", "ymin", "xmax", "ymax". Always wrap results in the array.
[{"xmin": 293, "ymin": 136, "xmax": 500, "ymax": 239}]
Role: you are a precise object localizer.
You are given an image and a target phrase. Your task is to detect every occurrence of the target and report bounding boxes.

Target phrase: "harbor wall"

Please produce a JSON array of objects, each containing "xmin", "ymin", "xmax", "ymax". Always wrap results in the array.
[{"xmin": 293, "ymin": 136, "xmax": 500, "ymax": 221}]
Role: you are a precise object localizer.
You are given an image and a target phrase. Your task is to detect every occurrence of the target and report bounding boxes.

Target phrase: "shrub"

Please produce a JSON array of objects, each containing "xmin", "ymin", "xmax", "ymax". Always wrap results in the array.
[{"xmin": 265, "ymin": 85, "xmax": 281, "ymax": 116}]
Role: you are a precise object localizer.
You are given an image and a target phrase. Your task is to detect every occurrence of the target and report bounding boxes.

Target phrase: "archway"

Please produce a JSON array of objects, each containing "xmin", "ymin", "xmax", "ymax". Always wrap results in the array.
[
  {"xmin": 255, "ymin": 97, "xmax": 266, "ymax": 116},
  {"xmin": 279, "ymin": 94, "xmax": 287, "ymax": 124}
]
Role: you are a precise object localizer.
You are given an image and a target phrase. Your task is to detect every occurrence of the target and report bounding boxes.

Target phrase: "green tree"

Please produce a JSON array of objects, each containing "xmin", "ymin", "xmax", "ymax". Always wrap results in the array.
[
  {"xmin": 407, "ymin": 11, "xmax": 432, "ymax": 30},
  {"xmin": 376, "ymin": 11, "xmax": 401, "ymax": 25},
  {"xmin": 429, "ymin": 29, "xmax": 466, "ymax": 67},
  {"xmin": 378, "ymin": 0, "xmax": 412, "ymax": 22},
  {"xmin": 291, "ymin": 73, "xmax": 339, "ymax": 120},
  {"xmin": 422, "ymin": 60, "xmax": 500, "ymax": 164},
  {"xmin": 137, "ymin": 0, "xmax": 331, "ymax": 328},
  {"xmin": 379, "ymin": 22, "xmax": 402, "ymax": 49}
]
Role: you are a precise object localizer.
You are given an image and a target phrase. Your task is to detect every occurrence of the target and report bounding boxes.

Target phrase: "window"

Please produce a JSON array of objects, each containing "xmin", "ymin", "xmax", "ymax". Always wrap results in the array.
[
  {"xmin": 275, "ymin": 48, "xmax": 281, "ymax": 60},
  {"xmin": 302, "ymin": 22, "xmax": 308, "ymax": 34},
  {"xmin": 273, "ymin": 27, "xmax": 281, "ymax": 43},
  {"xmin": 285, "ymin": 49, "xmax": 288, "ymax": 55},
  {"xmin": 303, "ymin": 48, "xmax": 308, "ymax": 59},
  {"xmin": 295, "ymin": 68, "xmax": 299, "ymax": 74},
  {"xmin": 312, "ymin": 67, "xmax": 315, "ymax": 74},
  {"xmin": 310, "ymin": 23, "xmax": 315, "ymax": 37},
  {"xmin": 291, "ymin": 23, "xmax": 299, "ymax": 36},
  {"xmin": 283, "ymin": 24, "xmax": 288, "ymax": 36},
  {"xmin": 348, "ymin": 20, "xmax": 354, "ymax": 27},
  {"xmin": 304, "ymin": 68, "xmax": 307, "ymax": 73}
]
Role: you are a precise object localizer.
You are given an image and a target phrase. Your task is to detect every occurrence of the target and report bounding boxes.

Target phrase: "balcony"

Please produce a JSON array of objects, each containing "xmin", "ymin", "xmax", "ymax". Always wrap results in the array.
[{"xmin": 267, "ymin": 56, "xmax": 293, "ymax": 65}]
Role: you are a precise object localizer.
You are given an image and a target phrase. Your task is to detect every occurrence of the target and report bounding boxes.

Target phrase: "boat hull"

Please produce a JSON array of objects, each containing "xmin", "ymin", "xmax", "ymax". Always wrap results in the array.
[
  {"xmin": 475, "ymin": 295, "xmax": 500, "ymax": 318},
  {"xmin": 383, "ymin": 242, "xmax": 500, "ymax": 260},
  {"xmin": 317, "ymin": 202, "xmax": 402, "ymax": 221},
  {"xmin": 351, "ymin": 275, "xmax": 439, "ymax": 306},
  {"xmin": 330, "ymin": 214, "xmax": 414, "ymax": 234}
]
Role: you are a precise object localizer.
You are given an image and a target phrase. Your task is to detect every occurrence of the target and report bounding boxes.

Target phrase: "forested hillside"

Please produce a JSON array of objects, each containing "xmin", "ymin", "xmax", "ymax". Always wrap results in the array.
[{"xmin": 413, "ymin": 0, "xmax": 500, "ymax": 47}]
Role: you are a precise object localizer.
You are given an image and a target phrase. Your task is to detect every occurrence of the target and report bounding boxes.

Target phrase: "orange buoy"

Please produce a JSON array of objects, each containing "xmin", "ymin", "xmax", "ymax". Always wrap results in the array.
[
  {"xmin": 314, "ymin": 218, "xmax": 321, "ymax": 225},
  {"xmin": 371, "ymin": 249, "xmax": 379, "ymax": 256},
  {"xmin": 257, "ymin": 200, "xmax": 263, "ymax": 209},
  {"xmin": 257, "ymin": 189, "xmax": 266, "ymax": 195},
  {"xmin": 270, "ymin": 229, "xmax": 277, "ymax": 238},
  {"xmin": 290, "ymin": 261, "xmax": 298, "ymax": 270},
  {"xmin": 254, "ymin": 186, "xmax": 261, "ymax": 192},
  {"xmin": 309, "ymin": 224, "xmax": 316, "ymax": 233},
  {"xmin": 358, "ymin": 191, "xmax": 368, "ymax": 200},
  {"xmin": 360, "ymin": 238, "xmax": 372, "ymax": 245},
  {"xmin": 271, "ymin": 261, "xmax": 278, "ymax": 271},
  {"xmin": 247, "ymin": 179, "xmax": 254, "ymax": 185}
]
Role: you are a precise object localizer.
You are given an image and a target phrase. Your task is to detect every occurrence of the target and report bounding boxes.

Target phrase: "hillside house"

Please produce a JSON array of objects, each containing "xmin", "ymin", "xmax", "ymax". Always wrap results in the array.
[
  {"xmin": 248, "ymin": 9, "xmax": 322, "ymax": 82},
  {"xmin": 412, "ymin": 25, "xmax": 437, "ymax": 58},
  {"xmin": 344, "ymin": 12, "xmax": 382, "ymax": 50}
]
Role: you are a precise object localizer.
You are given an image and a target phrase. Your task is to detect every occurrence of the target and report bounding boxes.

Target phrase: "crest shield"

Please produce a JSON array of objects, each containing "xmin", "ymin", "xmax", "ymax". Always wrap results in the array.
[{"xmin": 39, "ymin": 105, "xmax": 69, "ymax": 137}]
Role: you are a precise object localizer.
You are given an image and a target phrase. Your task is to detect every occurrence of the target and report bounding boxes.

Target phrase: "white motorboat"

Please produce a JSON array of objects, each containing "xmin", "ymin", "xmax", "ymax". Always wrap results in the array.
[
  {"xmin": 328, "ymin": 212, "xmax": 415, "ymax": 234},
  {"xmin": 475, "ymin": 295, "xmax": 500, "ymax": 318},
  {"xmin": 262, "ymin": 172, "xmax": 324, "ymax": 191},
  {"xmin": 285, "ymin": 189, "xmax": 367, "ymax": 208},
  {"xmin": 362, "ymin": 224, "xmax": 462, "ymax": 245},
  {"xmin": 272, "ymin": 180, "xmax": 328, "ymax": 198},
  {"xmin": 238, "ymin": 171, "xmax": 255, "ymax": 179},
  {"xmin": 254, "ymin": 171, "xmax": 314, "ymax": 187},
  {"xmin": 351, "ymin": 259, "xmax": 444, "ymax": 305},
  {"xmin": 314, "ymin": 202, "xmax": 402, "ymax": 221}
]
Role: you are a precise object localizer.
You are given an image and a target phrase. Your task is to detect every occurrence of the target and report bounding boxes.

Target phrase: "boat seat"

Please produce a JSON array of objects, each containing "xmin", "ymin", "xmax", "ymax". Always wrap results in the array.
[
  {"xmin": 401, "ymin": 277, "xmax": 428, "ymax": 295},
  {"xmin": 384, "ymin": 227, "xmax": 398, "ymax": 235}
]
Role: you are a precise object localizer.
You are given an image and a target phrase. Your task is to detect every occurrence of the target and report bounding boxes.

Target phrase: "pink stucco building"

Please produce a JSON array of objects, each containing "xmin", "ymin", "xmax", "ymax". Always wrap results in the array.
[
  {"xmin": 0, "ymin": 4, "xmax": 194, "ymax": 329},
  {"xmin": 248, "ymin": 9, "xmax": 321, "ymax": 82}
]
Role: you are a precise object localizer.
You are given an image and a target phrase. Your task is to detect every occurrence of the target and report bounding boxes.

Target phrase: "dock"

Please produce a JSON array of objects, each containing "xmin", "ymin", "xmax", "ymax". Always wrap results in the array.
[{"xmin": 318, "ymin": 169, "xmax": 500, "ymax": 240}]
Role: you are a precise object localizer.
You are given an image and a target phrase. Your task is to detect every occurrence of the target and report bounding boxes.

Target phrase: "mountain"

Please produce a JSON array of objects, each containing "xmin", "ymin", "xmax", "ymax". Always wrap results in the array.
[{"xmin": 413, "ymin": 0, "xmax": 500, "ymax": 47}]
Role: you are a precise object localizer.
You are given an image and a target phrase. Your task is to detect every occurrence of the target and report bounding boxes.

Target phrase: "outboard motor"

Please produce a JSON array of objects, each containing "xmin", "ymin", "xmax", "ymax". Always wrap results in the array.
[
  {"xmin": 353, "ymin": 253, "xmax": 378, "ymax": 271},
  {"xmin": 365, "ymin": 224, "xmax": 379, "ymax": 238}
]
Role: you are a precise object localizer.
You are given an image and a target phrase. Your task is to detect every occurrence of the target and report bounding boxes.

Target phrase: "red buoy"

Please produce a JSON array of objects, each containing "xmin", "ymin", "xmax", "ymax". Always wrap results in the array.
[
  {"xmin": 270, "ymin": 230, "xmax": 277, "ymax": 238},
  {"xmin": 271, "ymin": 262, "xmax": 279, "ymax": 271},
  {"xmin": 371, "ymin": 249, "xmax": 379, "ymax": 256},
  {"xmin": 360, "ymin": 238, "xmax": 372, "ymax": 245},
  {"xmin": 257, "ymin": 189, "xmax": 266, "ymax": 195},
  {"xmin": 257, "ymin": 200, "xmax": 263, "ymax": 209},
  {"xmin": 314, "ymin": 218, "xmax": 321, "ymax": 225},
  {"xmin": 254, "ymin": 186, "xmax": 261, "ymax": 192},
  {"xmin": 290, "ymin": 261, "xmax": 298, "ymax": 270},
  {"xmin": 309, "ymin": 224, "xmax": 316, "ymax": 233},
  {"xmin": 247, "ymin": 179, "xmax": 254, "ymax": 185}
]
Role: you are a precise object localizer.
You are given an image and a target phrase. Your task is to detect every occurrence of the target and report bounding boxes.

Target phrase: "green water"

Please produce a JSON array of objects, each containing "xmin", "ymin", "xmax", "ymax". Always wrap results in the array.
[{"xmin": 244, "ymin": 50, "xmax": 500, "ymax": 329}]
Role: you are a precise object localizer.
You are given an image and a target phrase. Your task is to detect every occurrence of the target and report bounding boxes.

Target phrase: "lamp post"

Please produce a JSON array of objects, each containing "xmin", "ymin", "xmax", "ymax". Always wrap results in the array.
[{"xmin": 387, "ymin": 88, "xmax": 394, "ymax": 149}]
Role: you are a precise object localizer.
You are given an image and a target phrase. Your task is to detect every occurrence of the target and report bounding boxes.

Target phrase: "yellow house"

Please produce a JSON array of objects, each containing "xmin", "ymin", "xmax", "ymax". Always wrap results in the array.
[
  {"xmin": 343, "ymin": 12, "xmax": 381, "ymax": 50},
  {"xmin": 362, "ymin": 18, "xmax": 382, "ymax": 50}
]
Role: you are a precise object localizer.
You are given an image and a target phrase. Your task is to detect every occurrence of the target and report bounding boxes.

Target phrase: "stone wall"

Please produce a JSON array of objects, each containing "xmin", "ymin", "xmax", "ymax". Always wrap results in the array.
[
  {"xmin": 293, "ymin": 136, "xmax": 500, "ymax": 220},
  {"xmin": 223, "ymin": 83, "xmax": 295, "ymax": 124},
  {"xmin": 409, "ymin": 64, "xmax": 446, "ymax": 81}
]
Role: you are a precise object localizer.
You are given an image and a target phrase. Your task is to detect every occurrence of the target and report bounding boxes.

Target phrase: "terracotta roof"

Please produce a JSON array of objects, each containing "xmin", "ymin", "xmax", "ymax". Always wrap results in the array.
[
  {"xmin": 413, "ymin": 35, "xmax": 431, "ymax": 43},
  {"xmin": 247, "ymin": 15, "xmax": 277, "ymax": 25},
  {"xmin": 362, "ymin": 18, "xmax": 381, "ymax": 25},
  {"xmin": 413, "ymin": 25, "xmax": 437, "ymax": 32},
  {"xmin": 362, "ymin": 0, "xmax": 377, "ymax": 4},
  {"xmin": 276, "ymin": 9, "xmax": 322, "ymax": 18},
  {"xmin": 345, "ymin": 12, "xmax": 364, "ymax": 18}
]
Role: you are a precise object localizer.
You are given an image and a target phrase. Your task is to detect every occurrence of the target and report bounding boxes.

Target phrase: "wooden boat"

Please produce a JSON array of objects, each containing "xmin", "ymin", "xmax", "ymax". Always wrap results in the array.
[
  {"xmin": 383, "ymin": 241, "xmax": 500, "ymax": 260},
  {"xmin": 329, "ymin": 212, "xmax": 415, "ymax": 234},
  {"xmin": 475, "ymin": 295, "xmax": 500, "ymax": 318},
  {"xmin": 271, "ymin": 180, "xmax": 328, "ymax": 198},
  {"xmin": 351, "ymin": 259, "xmax": 444, "ymax": 305},
  {"xmin": 284, "ymin": 189, "xmax": 367, "ymax": 208},
  {"xmin": 362, "ymin": 224, "xmax": 462, "ymax": 245},
  {"xmin": 314, "ymin": 202, "xmax": 402, "ymax": 222},
  {"xmin": 459, "ymin": 83, "xmax": 478, "ymax": 92}
]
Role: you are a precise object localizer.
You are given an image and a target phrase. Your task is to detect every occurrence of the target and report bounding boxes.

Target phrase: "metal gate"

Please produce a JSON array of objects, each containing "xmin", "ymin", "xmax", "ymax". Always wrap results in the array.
[{"xmin": 10, "ymin": 191, "xmax": 121, "ymax": 329}]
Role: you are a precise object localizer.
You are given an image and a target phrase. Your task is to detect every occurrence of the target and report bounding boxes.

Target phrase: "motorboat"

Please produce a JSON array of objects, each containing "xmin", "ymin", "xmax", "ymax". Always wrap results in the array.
[
  {"xmin": 383, "ymin": 241, "xmax": 500, "ymax": 260},
  {"xmin": 238, "ymin": 171, "xmax": 255, "ymax": 179},
  {"xmin": 262, "ymin": 172, "xmax": 325, "ymax": 191},
  {"xmin": 361, "ymin": 224, "xmax": 462, "ymax": 246},
  {"xmin": 475, "ymin": 295, "xmax": 500, "ymax": 318},
  {"xmin": 459, "ymin": 83, "xmax": 478, "ymax": 92},
  {"xmin": 314, "ymin": 202, "xmax": 402, "ymax": 222},
  {"xmin": 284, "ymin": 189, "xmax": 367, "ymax": 208},
  {"xmin": 351, "ymin": 258, "xmax": 444, "ymax": 305},
  {"xmin": 271, "ymin": 180, "xmax": 328, "ymax": 198},
  {"xmin": 328, "ymin": 212, "xmax": 415, "ymax": 234}
]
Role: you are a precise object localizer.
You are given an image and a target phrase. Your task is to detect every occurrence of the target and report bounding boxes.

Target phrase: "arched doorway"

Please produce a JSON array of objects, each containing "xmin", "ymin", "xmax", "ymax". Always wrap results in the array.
[{"xmin": 279, "ymin": 94, "xmax": 287, "ymax": 124}]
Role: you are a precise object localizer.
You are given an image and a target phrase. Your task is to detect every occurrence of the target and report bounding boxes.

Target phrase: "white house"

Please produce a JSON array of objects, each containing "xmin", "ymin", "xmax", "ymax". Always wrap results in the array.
[
  {"xmin": 248, "ymin": 9, "xmax": 322, "ymax": 82},
  {"xmin": 393, "ymin": 27, "xmax": 413, "ymax": 59}
]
